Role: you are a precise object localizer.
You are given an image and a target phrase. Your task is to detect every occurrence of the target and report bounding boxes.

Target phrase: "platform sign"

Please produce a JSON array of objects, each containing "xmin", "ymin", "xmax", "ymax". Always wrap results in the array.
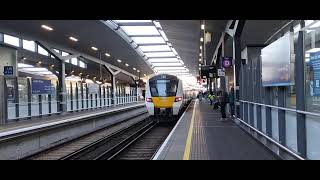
[
  {"xmin": 310, "ymin": 51, "xmax": 320, "ymax": 96},
  {"xmin": 201, "ymin": 65, "xmax": 216, "ymax": 79},
  {"xmin": 217, "ymin": 69, "xmax": 225, "ymax": 77},
  {"xmin": 3, "ymin": 66, "xmax": 14, "ymax": 76},
  {"xmin": 32, "ymin": 79, "xmax": 52, "ymax": 94},
  {"xmin": 222, "ymin": 57, "xmax": 232, "ymax": 68}
]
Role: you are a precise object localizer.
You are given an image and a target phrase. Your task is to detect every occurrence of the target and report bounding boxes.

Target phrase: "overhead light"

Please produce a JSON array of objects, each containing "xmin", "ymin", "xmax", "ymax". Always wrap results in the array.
[
  {"xmin": 200, "ymin": 46, "xmax": 202, "ymax": 50},
  {"xmin": 199, "ymin": 64, "xmax": 201, "ymax": 66},
  {"xmin": 50, "ymin": 64, "xmax": 55, "ymax": 68},
  {"xmin": 41, "ymin": 25, "xmax": 53, "ymax": 31},
  {"xmin": 69, "ymin": 36, "xmax": 78, "ymax": 42},
  {"xmin": 117, "ymin": 59, "xmax": 122, "ymax": 63},
  {"xmin": 200, "ymin": 37, "xmax": 203, "ymax": 42},
  {"xmin": 199, "ymin": 67, "xmax": 201, "ymax": 70},
  {"xmin": 137, "ymin": 70, "xmax": 140, "ymax": 72},
  {"xmin": 105, "ymin": 53, "xmax": 111, "ymax": 57},
  {"xmin": 91, "ymin": 46, "xmax": 98, "ymax": 51},
  {"xmin": 144, "ymin": 74, "xmax": 147, "ymax": 76},
  {"xmin": 201, "ymin": 24, "xmax": 205, "ymax": 30},
  {"xmin": 199, "ymin": 53, "xmax": 202, "ymax": 57},
  {"xmin": 199, "ymin": 58, "xmax": 202, "ymax": 62},
  {"xmin": 133, "ymin": 68, "xmax": 137, "ymax": 70},
  {"xmin": 125, "ymin": 63, "xmax": 129, "ymax": 67},
  {"xmin": 38, "ymin": 61, "xmax": 42, "ymax": 64}
]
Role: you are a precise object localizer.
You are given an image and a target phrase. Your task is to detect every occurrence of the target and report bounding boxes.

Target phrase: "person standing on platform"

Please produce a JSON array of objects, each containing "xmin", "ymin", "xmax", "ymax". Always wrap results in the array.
[
  {"xmin": 197, "ymin": 91, "xmax": 203, "ymax": 102},
  {"xmin": 229, "ymin": 87, "xmax": 235, "ymax": 117},
  {"xmin": 208, "ymin": 91, "xmax": 214, "ymax": 105},
  {"xmin": 218, "ymin": 89, "xmax": 228, "ymax": 121}
]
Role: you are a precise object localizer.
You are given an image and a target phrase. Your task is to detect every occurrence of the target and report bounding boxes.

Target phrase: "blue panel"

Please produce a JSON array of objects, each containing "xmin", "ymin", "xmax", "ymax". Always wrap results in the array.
[{"xmin": 32, "ymin": 79, "xmax": 51, "ymax": 94}]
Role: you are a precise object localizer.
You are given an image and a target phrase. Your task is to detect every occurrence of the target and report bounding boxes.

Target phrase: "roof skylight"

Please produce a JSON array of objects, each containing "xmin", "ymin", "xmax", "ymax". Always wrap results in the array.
[
  {"xmin": 131, "ymin": 36, "xmax": 166, "ymax": 44},
  {"xmin": 121, "ymin": 26, "xmax": 160, "ymax": 36}
]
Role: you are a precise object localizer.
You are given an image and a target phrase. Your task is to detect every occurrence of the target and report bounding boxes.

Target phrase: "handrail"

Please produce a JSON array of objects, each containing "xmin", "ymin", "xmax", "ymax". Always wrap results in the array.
[{"xmin": 240, "ymin": 100, "xmax": 320, "ymax": 118}]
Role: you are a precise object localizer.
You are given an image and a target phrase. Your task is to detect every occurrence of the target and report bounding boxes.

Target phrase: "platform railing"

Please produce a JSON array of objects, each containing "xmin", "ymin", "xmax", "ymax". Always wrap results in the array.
[
  {"xmin": 6, "ymin": 95, "xmax": 139, "ymax": 121},
  {"xmin": 238, "ymin": 99, "xmax": 320, "ymax": 160}
]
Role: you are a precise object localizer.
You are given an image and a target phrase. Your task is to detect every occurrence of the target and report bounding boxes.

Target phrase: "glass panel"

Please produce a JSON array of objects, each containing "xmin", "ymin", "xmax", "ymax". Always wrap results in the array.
[
  {"xmin": 306, "ymin": 114, "xmax": 320, "ymax": 159},
  {"xmin": 285, "ymin": 111, "xmax": 298, "ymax": 152},
  {"xmin": 149, "ymin": 79, "xmax": 178, "ymax": 97},
  {"xmin": 121, "ymin": 26, "xmax": 159, "ymax": 36},
  {"xmin": 148, "ymin": 58, "xmax": 180, "ymax": 63},
  {"xmin": 139, "ymin": 45, "xmax": 171, "ymax": 52},
  {"xmin": 261, "ymin": 106, "xmax": 267, "ymax": 134},
  {"xmin": 71, "ymin": 58, "xmax": 78, "ymax": 65},
  {"xmin": 42, "ymin": 94, "xmax": 49, "ymax": 115},
  {"xmin": 305, "ymin": 28, "xmax": 320, "ymax": 113},
  {"xmin": 79, "ymin": 61, "xmax": 85, "ymax": 68},
  {"xmin": 22, "ymin": 40, "xmax": 35, "ymax": 51},
  {"xmin": 145, "ymin": 52, "xmax": 176, "ymax": 58},
  {"xmin": 152, "ymin": 62, "xmax": 184, "ymax": 67},
  {"xmin": 131, "ymin": 36, "xmax": 165, "ymax": 44},
  {"xmin": 4, "ymin": 34, "xmax": 19, "ymax": 47},
  {"xmin": 18, "ymin": 78, "xmax": 29, "ymax": 118},
  {"xmin": 114, "ymin": 20, "xmax": 152, "ymax": 23},
  {"xmin": 38, "ymin": 45, "xmax": 49, "ymax": 56},
  {"xmin": 271, "ymin": 108, "xmax": 279, "ymax": 141}
]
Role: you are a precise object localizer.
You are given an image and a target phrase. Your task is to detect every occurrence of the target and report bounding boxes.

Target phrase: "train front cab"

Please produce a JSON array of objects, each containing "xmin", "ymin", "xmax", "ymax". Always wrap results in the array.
[{"xmin": 145, "ymin": 75, "xmax": 184, "ymax": 118}]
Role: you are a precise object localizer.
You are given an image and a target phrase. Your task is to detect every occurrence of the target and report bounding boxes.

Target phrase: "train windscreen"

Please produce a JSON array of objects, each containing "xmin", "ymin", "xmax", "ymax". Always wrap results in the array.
[{"xmin": 149, "ymin": 79, "xmax": 178, "ymax": 97}]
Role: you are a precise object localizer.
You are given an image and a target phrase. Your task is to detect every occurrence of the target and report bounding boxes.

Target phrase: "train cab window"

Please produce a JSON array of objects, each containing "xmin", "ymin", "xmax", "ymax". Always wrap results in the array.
[{"xmin": 149, "ymin": 79, "xmax": 178, "ymax": 97}]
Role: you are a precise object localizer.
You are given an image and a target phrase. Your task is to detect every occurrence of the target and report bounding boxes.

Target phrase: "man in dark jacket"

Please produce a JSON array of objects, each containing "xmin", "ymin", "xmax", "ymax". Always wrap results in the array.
[{"xmin": 217, "ymin": 89, "xmax": 228, "ymax": 121}]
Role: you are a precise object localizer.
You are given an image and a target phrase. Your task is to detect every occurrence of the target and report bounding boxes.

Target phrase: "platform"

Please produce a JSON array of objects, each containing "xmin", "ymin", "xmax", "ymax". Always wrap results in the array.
[
  {"xmin": 0, "ymin": 102, "xmax": 144, "ymax": 138},
  {"xmin": 153, "ymin": 100, "xmax": 278, "ymax": 160}
]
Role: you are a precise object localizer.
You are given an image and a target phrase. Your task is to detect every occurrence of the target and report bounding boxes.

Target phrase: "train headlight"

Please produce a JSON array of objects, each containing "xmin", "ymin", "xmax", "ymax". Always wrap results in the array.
[
  {"xmin": 146, "ymin": 98, "xmax": 153, "ymax": 102},
  {"xmin": 175, "ymin": 97, "xmax": 183, "ymax": 102}
]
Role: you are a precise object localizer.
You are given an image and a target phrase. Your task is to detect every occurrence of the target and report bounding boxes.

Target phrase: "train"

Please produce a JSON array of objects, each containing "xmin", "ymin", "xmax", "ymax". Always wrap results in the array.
[{"xmin": 145, "ymin": 73, "xmax": 195, "ymax": 118}]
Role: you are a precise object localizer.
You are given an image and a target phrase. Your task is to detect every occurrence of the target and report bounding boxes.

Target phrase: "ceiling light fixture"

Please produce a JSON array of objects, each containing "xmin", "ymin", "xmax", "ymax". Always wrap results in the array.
[
  {"xmin": 105, "ymin": 53, "xmax": 111, "ymax": 57},
  {"xmin": 200, "ymin": 37, "xmax": 203, "ymax": 42},
  {"xmin": 41, "ymin": 25, "xmax": 53, "ymax": 31},
  {"xmin": 69, "ymin": 36, "xmax": 78, "ymax": 42},
  {"xmin": 91, "ymin": 46, "xmax": 98, "ymax": 51},
  {"xmin": 117, "ymin": 59, "xmax": 122, "ymax": 63},
  {"xmin": 201, "ymin": 24, "xmax": 205, "ymax": 30},
  {"xmin": 133, "ymin": 68, "xmax": 137, "ymax": 70},
  {"xmin": 125, "ymin": 63, "xmax": 129, "ymax": 66}
]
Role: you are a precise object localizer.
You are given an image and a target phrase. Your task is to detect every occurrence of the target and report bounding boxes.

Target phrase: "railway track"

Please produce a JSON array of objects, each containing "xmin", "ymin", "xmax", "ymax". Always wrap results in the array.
[
  {"xmin": 24, "ymin": 112, "xmax": 149, "ymax": 160},
  {"xmin": 25, "ymin": 100, "xmax": 191, "ymax": 160}
]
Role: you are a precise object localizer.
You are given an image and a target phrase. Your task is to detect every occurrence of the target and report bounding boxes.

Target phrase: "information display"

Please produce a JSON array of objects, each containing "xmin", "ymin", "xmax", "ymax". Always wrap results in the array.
[
  {"xmin": 310, "ymin": 51, "xmax": 320, "ymax": 96},
  {"xmin": 261, "ymin": 33, "xmax": 293, "ymax": 87},
  {"xmin": 32, "ymin": 79, "xmax": 51, "ymax": 94}
]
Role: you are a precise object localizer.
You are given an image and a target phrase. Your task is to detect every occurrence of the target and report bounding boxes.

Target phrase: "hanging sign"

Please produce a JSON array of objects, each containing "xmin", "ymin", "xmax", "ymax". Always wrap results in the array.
[
  {"xmin": 3, "ymin": 66, "xmax": 14, "ymax": 76},
  {"xmin": 222, "ymin": 57, "xmax": 233, "ymax": 68},
  {"xmin": 217, "ymin": 69, "xmax": 225, "ymax": 77}
]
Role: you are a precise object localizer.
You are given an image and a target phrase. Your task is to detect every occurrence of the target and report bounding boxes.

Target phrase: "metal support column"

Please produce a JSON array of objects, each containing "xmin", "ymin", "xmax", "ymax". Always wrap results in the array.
[
  {"xmin": 58, "ymin": 61, "xmax": 67, "ymax": 112},
  {"xmin": 112, "ymin": 75, "xmax": 116, "ymax": 106},
  {"xmin": 233, "ymin": 34, "xmax": 243, "ymax": 119},
  {"xmin": 0, "ymin": 76, "xmax": 7, "ymax": 124},
  {"xmin": 27, "ymin": 78, "xmax": 32, "ymax": 118},
  {"xmin": 278, "ymin": 86, "xmax": 286, "ymax": 145},
  {"xmin": 296, "ymin": 21, "xmax": 306, "ymax": 158},
  {"xmin": 265, "ymin": 87, "xmax": 272, "ymax": 137},
  {"xmin": 256, "ymin": 56, "xmax": 262, "ymax": 131}
]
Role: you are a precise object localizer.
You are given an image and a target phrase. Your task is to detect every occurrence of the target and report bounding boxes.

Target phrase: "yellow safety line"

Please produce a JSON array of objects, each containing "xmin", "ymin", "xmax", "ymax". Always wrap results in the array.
[{"xmin": 183, "ymin": 100, "xmax": 197, "ymax": 160}]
